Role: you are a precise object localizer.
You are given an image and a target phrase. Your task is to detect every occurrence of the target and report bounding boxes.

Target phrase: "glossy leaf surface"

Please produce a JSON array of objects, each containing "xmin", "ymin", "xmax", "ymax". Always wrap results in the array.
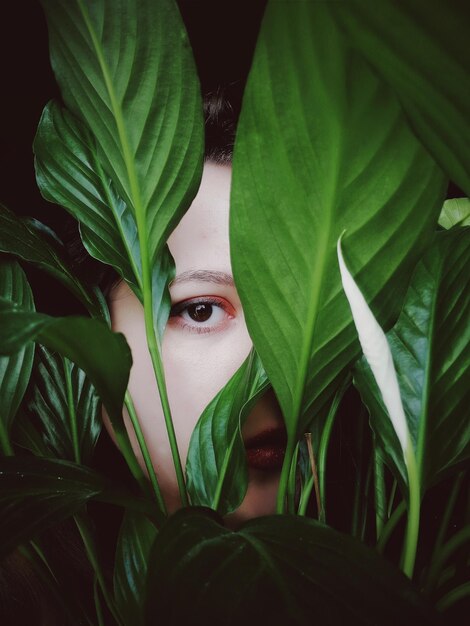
[
  {"xmin": 231, "ymin": 1, "xmax": 446, "ymax": 441},
  {"xmin": 0, "ymin": 203, "xmax": 101, "ymax": 317},
  {"xmin": 39, "ymin": 0, "xmax": 204, "ymax": 262},
  {"xmin": 0, "ymin": 260, "xmax": 35, "ymax": 446},
  {"xmin": 438, "ymin": 198, "xmax": 470, "ymax": 230},
  {"xmin": 0, "ymin": 300, "xmax": 131, "ymax": 443},
  {"xmin": 114, "ymin": 511, "xmax": 158, "ymax": 626},
  {"xmin": 354, "ymin": 229, "xmax": 470, "ymax": 491},
  {"xmin": 186, "ymin": 349, "xmax": 269, "ymax": 515},
  {"xmin": 145, "ymin": 508, "xmax": 439, "ymax": 625},
  {"xmin": 27, "ymin": 345, "xmax": 100, "ymax": 464},
  {"xmin": 332, "ymin": 0, "xmax": 470, "ymax": 196}
]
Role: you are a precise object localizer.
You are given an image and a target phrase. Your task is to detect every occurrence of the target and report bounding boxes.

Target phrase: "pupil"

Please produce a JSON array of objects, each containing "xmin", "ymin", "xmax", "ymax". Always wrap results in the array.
[{"xmin": 189, "ymin": 303, "xmax": 212, "ymax": 322}]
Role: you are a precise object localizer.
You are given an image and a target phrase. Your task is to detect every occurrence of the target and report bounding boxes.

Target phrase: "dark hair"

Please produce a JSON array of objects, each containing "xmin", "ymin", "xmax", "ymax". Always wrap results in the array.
[{"xmin": 60, "ymin": 88, "xmax": 240, "ymax": 297}]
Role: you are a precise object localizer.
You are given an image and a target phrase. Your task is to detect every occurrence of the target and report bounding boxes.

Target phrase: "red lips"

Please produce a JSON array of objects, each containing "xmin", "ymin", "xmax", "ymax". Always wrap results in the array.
[{"xmin": 244, "ymin": 426, "xmax": 287, "ymax": 471}]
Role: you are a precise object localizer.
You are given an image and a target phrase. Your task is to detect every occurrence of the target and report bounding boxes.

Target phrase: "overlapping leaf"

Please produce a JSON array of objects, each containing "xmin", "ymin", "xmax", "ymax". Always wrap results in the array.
[
  {"xmin": 231, "ymin": 1, "xmax": 446, "ymax": 445},
  {"xmin": 332, "ymin": 0, "xmax": 470, "ymax": 196},
  {"xmin": 438, "ymin": 198, "xmax": 470, "ymax": 230},
  {"xmin": 144, "ymin": 508, "xmax": 439, "ymax": 625},
  {"xmin": 0, "ymin": 260, "xmax": 35, "ymax": 451},
  {"xmin": 0, "ymin": 300, "xmax": 131, "ymax": 444},
  {"xmin": 27, "ymin": 345, "xmax": 101, "ymax": 463},
  {"xmin": 0, "ymin": 203, "xmax": 102, "ymax": 317},
  {"xmin": 354, "ymin": 229, "xmax": 470, "ymax": 491},
  {"xmin": 186, "ymin": 349, "xmax": 269, "ymax": 514},
  {"xmin": 38, "ymin": 0, "xmax": 204, "ymax": 264},
  {"xmin": 114, "ymin": 511, "xmax": 158, "ymax": 626}
]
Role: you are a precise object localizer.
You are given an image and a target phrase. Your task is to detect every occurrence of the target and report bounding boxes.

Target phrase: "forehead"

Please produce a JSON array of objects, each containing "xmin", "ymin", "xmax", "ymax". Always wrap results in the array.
[{"xmin": 167, "ymin": 162, "xmax": 232, "ymax": 273}]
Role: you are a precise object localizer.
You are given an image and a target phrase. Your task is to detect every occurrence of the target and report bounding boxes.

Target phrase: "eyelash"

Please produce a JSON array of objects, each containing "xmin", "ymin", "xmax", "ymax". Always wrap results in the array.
[{"xmin": 168, "ymin": 296, "xmax": 234, "ymax": 334}]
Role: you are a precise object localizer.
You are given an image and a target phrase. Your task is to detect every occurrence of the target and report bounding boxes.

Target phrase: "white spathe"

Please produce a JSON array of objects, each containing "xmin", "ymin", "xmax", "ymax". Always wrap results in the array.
[{"xmin": 337, "ymin": 235, "xmax": 410, "ymax": 455}]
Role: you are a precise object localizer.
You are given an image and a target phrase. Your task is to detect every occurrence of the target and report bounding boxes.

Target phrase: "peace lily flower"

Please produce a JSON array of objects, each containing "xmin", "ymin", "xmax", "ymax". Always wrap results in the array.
[{"xmin": 337, "ymin": 233, "xmax": 419, "ymax": 577}]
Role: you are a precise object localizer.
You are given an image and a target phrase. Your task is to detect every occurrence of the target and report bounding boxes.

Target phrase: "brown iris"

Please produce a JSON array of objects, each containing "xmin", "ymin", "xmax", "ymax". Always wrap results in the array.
[{"xmin": 187, "ymin": 303, "xmax": 213, "ymax": 322}]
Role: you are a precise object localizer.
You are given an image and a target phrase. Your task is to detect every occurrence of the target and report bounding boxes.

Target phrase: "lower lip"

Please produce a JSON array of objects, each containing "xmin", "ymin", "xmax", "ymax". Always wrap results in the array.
[{"xmin": 245, "ymin": 428, "xmax": 287, "ymax": 471}]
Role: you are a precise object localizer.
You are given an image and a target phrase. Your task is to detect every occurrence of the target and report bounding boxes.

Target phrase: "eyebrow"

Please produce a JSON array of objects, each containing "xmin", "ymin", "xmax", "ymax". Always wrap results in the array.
[{"xmin": 170, "ymin": 270, "xmax": 234, "ymax": 287}]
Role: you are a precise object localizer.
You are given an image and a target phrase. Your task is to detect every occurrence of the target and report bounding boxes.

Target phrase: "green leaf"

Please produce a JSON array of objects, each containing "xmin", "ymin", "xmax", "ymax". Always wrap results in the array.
[
  {"xmin": 27, "ymin": 346, "xmax": 101, "ymax": 464},
  {"xmin": 439, "ymin": 198, "xmax": 470, "ymax": 230},
  {"xmin": 332, "ymin": 0, "xmax": 470, "ymax": 196},
  {"xmin": 0, "ymin": 300, "xmax": 131, "ymax": 446},
  {"xmin": 186, "ymin": 349, "xmax": 269, "ymax": 515},
  {"xmin": 39, "ymin": 0, "xmax": 204, "ymax": 263},
  {"xmin": 0, "ymin": 260, "xmax": 35, "ymax": 453},
  {"xmin": 354, "ymin": 229, "xmax": 470, "ymax": 492},
  {"xmin": 144, "ymin": 508, "xmax": 439, "ymax": 625},
  {"xmin": 231, "ymin": 2, "xmax": 446, "ymax": 446},
  {"xmin": 114, "ymin": 511, "xmax": 158, "ymax": 626},
  {"xmin": 0, "ymin": 203, "xmax": 102, "ymax": 317},
  {"xmin": 0, "ymin": 456, "xmax": 106, "ymax": 559}
]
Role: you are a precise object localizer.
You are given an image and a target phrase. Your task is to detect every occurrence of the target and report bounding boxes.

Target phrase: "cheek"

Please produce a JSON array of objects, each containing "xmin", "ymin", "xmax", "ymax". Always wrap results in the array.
[{"xmin": 162, "ymin": 324, "xmax": 253, "ymax": 456}]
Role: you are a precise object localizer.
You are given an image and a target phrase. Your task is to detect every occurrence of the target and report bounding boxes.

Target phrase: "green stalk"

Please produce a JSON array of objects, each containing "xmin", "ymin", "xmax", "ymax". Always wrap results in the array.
[
  {"xmin": 298, "ymin": 473, "xmax": 314, "ymax": 516},
  {"xmin": 277, "ymin": 437, "xmax": 296, "ymax": 513},
  {"xmin": 0, "ymin": 419, "xmax": 13, "ymax": 455},
  {"xmin": 93, "ymin": 575, "xmax": 105, "ymax": 626},
  {"xmin": 318, "ymin": 376, "xmax": 350, "ymax": 522},
  {"xmin": 425, "ymin": 471, "xmax": 465, "ymax": 590},
  {"xmin": 401, "ymin": 440, "xmax": 420, "ymax": 578},
  {"xmin": 374, "ymin": 444, "xmax": 386, "ymax": 540},
  {"xmin": 124, "ymin": 391, "xmax": 167, "ymax": 515},
  {"xmin": 78, "ymin": 0, "xmax": 187, "ymax": 506},
  {"xmin": 387, "ymin": 479, "xmax": 398, "ymax": 519},
  {"xmin": 287, "ymin": 443, "xmax": 300, "ymax": 514},
  {"xmin": 377, "ymin": 500, "xmax": 406, "ymax": 554},
  {"xmin": 436, "ymin": 582, "xmax": 470, "ymax": 612},
  {"xmin": 425, "ymin": 525, "xmax": 470, "ymax": 594},
  {"xmin": 75, "ymin": 513, "xmax": 122, "ymax": 626},
  {"xmin": 62, "ymin": 357, "xmax": 80, "ymax": 464}
]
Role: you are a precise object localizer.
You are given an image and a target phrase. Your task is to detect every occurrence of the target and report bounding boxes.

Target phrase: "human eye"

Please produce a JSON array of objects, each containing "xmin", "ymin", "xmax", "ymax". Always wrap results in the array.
[{"xmin": 168, "ymin": 296, "xmax": 235, "ymax": 334}]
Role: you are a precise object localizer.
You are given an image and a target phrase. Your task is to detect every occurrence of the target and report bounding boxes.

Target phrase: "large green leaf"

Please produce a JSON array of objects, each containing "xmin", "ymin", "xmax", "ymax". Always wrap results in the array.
[
  {"xmin": 144, "ymin": 508, "xmax": 439, "ymax": 625},
  {"xmin": 39, "ymin": 0, "xmax": 204, "ymax": 263},
  {"xmin": 27, "ymin": 345, "xmax": 101, "ymax": 464},
  {"xmin": 0, "ymin": 203, "xmax": 102, "ymax": 317},
  {"xmin": 332, "ymin": 0, "xmax": 470, "ymax": 197},
  {"xmin": 354, "ymin": 229, "xmax": 470, "ymax": 492},
  {"xmin": 186, "ymin": 349, "xmax": 269, "ymax": 515},
  {"xmin": 231, "ymin": 2, "xmax": 446, "ymax": 446},
  {"xmin": 114, "ymin": 511, "xmax": 158, "ymax": 626},
  {"xmin": 0, "ymin": 260, "xmax": 35, "ymax": 451},
  {"xmin": 0, "ymin": 300, "xmax": 131, "ymax": 446}
]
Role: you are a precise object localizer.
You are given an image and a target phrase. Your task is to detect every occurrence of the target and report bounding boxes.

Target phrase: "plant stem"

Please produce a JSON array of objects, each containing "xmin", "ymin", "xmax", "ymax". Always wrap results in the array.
[
  {"xmin": 402, "ymin": 440, "xmax": 420, "ymax": 578},
  {"xmin": 426, "ymin": 471, "xmax": 465, "ymax": 588},
  {"xmin": 287, "ymin": 443, "xmax": 300, "ymax": 513},
  {"xmin": 305, "ymin": 433, "xmax": 321, "ymax": 519},
  {"xmin": 424, "ymin": 525, "xmax": 470, "ymax": 594},
  {"xmin": 75, "ymin": 512, "xmax": 122, "ymax": 626},
  {"xmin": 62, "ymin": 357, "xmax": 81, "ymax": 464},
  {"xmin": 387, "ymin": 479, "xmax": 398, "ymax": 519},
  {"xmin": 143, "ymin": 322, "xmax": 188, "ymax": 506},
  {"xmin": 277, "ymin": 437, "xmax": 296, "ymax": 513},
  {"xmin": 0, "ymin": 419, "xmax": 13, "ymax": 455},
  {"xmin": 436, "ymin": 582, "xmax": 470, "ymax": 612},
  {"xmin": 298, "ymin": 473, "xmax": 314, "ymax": 516},
  {"xmin": 93, "ymin": 575, "xmax": 105, "ymax": 626},
  {"xmin": 374, "ymin": 444, "xmax": 386, "ymax": 540},
  {"xmin": 124, "ymin": 391, "xmax": 167, "ymax": 515},
  {"xmin": 377, "ymin": 500, "xmax": 406, "ymax": 554}
]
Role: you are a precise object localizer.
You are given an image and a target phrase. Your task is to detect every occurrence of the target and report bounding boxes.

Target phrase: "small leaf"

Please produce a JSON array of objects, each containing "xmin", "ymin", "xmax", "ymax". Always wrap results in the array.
[
  {"xmin": 0, "ymin": 260, "xmax": 35, "ymax": 451},
  {"xmin": 144, "ymin": 508, "xmax": 439, "ymax": 625},
  {"xmin": 0, "ymin": 203, "xmax": 102, "ymax": 317},
  {"xmin": 438, "ymin": 198, "xmax": 470, "ymax": 230},
  {"xmin": 114, "ymin": 511, "xmax": 158, "ymax": 626},
  {"xmin": 186, "ymin": 349, "xmax": 269, "ymax": 514},
  {"xmin": 354, "ymin": 229, "xmax": 470, "ymax": 491}
]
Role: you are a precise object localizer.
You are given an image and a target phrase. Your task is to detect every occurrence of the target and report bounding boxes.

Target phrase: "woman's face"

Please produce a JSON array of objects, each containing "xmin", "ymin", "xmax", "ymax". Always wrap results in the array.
[{"xmin": 105, "ymin": 162, "xmax": 285, "ymax": 525}]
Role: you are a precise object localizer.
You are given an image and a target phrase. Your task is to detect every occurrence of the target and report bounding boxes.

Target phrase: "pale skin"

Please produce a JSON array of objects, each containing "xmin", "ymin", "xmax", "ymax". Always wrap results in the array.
[{"xmin": 105, "ymin": 162, "xmax": 285, "ymax": 526}]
